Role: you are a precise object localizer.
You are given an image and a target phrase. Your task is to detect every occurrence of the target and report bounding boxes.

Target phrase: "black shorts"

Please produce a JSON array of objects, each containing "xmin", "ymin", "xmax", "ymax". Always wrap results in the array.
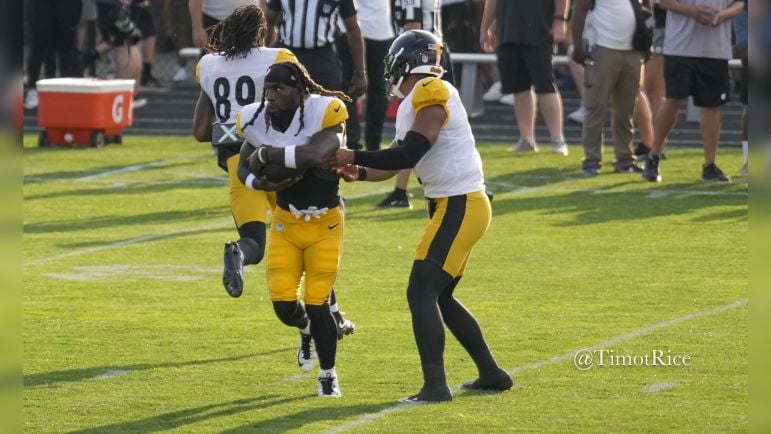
[
  {"xmin": 96, "ymin": 3, "xmax": 139, "ymax": 46},
  {"xmin": 133, "ymin": 5, "xmax": 156, "ymax": 39},
  {"xmin": 664, "ymin": 55, "xmax": 729, "ymax": 107},
  {"xmin": 496, "ymin": 43, "xmax": 556, "ymax": 95}
]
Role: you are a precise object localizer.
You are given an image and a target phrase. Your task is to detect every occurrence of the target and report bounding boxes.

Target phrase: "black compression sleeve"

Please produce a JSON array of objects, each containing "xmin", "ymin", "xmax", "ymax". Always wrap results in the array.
[{"xmin": 352, "ymin": 131, "xmax": 431, "ymax": 170}]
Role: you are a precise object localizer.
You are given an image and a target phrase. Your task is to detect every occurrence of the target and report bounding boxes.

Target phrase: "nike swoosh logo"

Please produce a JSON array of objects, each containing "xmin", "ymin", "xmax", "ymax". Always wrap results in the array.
[
  {"xmin": 422, "ymin": 80, "xmax": 433, "ymax": 87},
  {"xmin": 328, "ymin": 224, "xmax": 339, "ymax": 230},
  {"xmin": 334, "ymin": 105, "xmax": 341, "ymax": 112}
]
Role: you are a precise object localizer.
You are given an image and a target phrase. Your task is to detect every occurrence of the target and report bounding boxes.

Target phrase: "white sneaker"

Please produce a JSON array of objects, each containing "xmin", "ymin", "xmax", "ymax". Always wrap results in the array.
[
  {"xmin": 740, "ymin": 161, "xmax": 748, "ymax": 177},
  {"xmin": 318, "ymin": 372, "xmax": 341, "ymax": 397},
  {"xmin": 482, "ymin": 81, "xmax": 502, "ymax": 102},
  {"xmin": 550, "ymin": 139, "xmax": 569, "ymax": 156},
  {"xmin": 568, "ymin": 106, "xmax": 586, "ymax": 123},
  {"xmin": 172, "ymin": 67, "xmax": 189, "ymax": 82},
  {"xmin": 24, "ymin": 89, "xmax": 39, "ymax": 109},
  {"xmin": 510, "ymin": 138, "xmax": 538, "ymax": 152},
  {"xmin": 297, "ymin": 332, "xmax": 318, "ymax": 372},
  {"xmin": 499, "ymin": 93, "xmax": 515, "ymax": 106}
]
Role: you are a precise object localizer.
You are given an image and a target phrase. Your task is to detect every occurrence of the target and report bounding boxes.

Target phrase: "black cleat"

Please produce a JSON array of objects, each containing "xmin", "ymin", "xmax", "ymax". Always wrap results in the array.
[
  {"xmin": 461, "ymin": 369, "xmax": 513, "ymax": 391},
  {"xmin": 398, "ymin": 385, "xmax": 453, "ymax": 403},
  {"xmin": 376, "ymin": 190, "xmax": 412, "ymax": 208},
  {"xmin": 642, "ymin": 155, "xmax": 662, "ymax": 182},
  {"xmin": 700, "ymin": 163, "xmax": 731, "ymax": 182},
  {"xmin": 222, "ymin": 241, "xmax": 244, "ymax": 297}
]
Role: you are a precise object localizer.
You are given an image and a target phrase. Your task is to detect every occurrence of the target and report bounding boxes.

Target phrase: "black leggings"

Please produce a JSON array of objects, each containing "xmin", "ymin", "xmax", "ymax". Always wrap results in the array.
[
  {"xmin": 407, "ymin": 260, "xmax": 498, "ymax": 387},
  {"xmin": 25, "ymin": 0, "xmax": 82, "ymax": 86}
]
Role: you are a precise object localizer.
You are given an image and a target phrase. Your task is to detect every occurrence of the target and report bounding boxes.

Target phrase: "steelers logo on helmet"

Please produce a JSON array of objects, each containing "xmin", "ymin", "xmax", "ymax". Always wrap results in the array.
[{"xmin": 384, "ymin": 30, "xmax": 446, "ymax": 98}]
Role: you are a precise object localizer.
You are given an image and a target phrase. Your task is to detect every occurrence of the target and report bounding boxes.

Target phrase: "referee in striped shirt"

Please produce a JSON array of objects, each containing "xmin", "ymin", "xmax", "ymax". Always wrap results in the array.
[{"xmin": 265, "ymin": 0, "xmax": 367, "ymax": 97}]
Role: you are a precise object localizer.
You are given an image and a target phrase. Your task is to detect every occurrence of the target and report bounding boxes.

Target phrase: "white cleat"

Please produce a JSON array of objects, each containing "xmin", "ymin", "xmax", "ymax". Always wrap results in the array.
[
  {"xmin": 172, "ymin": 66, "xmax": 189, "ymax": 82},
  {"xmin": 297, "ymin": 332, "xmax": 318, "ymax": 372},
  {"xmin": 318, "ymin": 373, "xmax": 341, "ymax": 397}
]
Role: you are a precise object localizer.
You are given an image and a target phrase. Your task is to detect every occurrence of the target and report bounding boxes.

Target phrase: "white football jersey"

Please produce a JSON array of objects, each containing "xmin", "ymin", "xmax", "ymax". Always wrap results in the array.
[
  {"xmin": 394, "ymin": 77, "xmax": 485, "ymax": 198},
  {"xmin": 236, "ymin": 94, "xmax": 348, "ymax": 149},
  {"xmin": 197, "ymin": 47, "xmax": 298, "ymax": 124}
]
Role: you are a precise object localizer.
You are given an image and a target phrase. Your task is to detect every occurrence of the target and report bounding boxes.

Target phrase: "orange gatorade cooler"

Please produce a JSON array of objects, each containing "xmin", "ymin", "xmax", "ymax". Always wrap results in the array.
[{"xmin": 36, "ymin": 78, "xmax": 136, "ymax": 147}]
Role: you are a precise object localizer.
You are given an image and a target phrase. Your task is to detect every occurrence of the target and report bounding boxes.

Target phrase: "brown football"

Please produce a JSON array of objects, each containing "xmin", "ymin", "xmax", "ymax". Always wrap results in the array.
[{"xmin": 257, "ymin": 163, "xmax": 304, "ymax": 183}]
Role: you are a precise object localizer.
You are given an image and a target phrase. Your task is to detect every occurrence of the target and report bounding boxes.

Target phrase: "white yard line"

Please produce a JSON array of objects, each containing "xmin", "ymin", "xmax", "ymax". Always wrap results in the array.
[
  {"xmin": 76, "ymin": 157, "xmax": 200, "ymax": 182},
  {"xmin": 641, "ymin": 381, "xmax": 679, "ymax": 393},
  {"xmin": 26, "ymin": 219, "xmax": 231, "ymax": 266},
  {"xmin": 323, "ymin": 298, "xmax": 747, "ymax": 434}
]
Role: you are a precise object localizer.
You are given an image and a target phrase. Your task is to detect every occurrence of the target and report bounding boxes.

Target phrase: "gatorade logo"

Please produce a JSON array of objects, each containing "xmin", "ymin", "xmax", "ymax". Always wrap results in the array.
[{"xmin": 112, "ymin": 94, "xmax": 124, "ymax": 123}]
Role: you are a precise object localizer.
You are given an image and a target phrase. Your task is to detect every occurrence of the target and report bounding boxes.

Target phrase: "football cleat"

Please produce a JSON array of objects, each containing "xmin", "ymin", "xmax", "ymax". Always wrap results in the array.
[
  {"xmin": 318, "ymin": 372, "xmax": 342, "ymax": 397},
  {"xmin": 397, "ymin": 386, "xmax": 453, "ymax": 403},
  {"xmin": 298, "ymin": 332, "xmax": 318, "ymax": 372},
  {"xmin": 335, "ymin": 316, "xmax": 356, "ymax": 340},
  {"xmin": 222, "ymin": 241, "xmax": 244, "ymax": 298},
  {"xmin": 461, "ymin": 369, "xmax": 513, "ymax": 392}
]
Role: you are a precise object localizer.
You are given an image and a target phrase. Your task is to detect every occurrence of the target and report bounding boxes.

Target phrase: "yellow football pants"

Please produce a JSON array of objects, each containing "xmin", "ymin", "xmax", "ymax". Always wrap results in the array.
[
  {"xmin": 267, "ymin": 206, "xmax": 343, "ymax": 306},
  {"xmin": 415, "ymin": 190, "xmax": 491, "ymax": 277},
  {"xmin": 225, "ymin": 154, "xmax": 276, "ymax": 227}
]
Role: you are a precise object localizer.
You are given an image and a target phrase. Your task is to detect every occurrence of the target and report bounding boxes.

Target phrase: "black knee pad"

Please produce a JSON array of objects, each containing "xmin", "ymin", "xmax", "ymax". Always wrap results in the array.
[
  {"xmin": 272, "ymin": 301, "xmax": 308, "ymax": 329},
  {"xmin": 237, "ymin": 221, "xmax": 266, "ymax": 265}
]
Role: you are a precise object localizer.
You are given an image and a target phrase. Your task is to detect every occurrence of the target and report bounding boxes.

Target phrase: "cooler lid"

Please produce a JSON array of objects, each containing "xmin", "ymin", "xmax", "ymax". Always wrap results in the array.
[{"xmin": 36, "ymin": 78, "xmax": 136, "ymax": 94}]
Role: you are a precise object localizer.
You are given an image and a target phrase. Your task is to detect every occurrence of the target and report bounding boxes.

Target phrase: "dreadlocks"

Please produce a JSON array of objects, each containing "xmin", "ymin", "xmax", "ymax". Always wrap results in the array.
[
  {"xmin": 243, "ymin": 61, "xmax": 353, "ymax": 136},
  {"xmin": 205, "ymin": 5, "xmax": 267, "ymax": 60}
]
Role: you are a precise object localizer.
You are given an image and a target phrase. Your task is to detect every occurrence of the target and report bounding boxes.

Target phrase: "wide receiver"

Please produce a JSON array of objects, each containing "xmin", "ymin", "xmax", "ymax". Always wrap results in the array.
[
  {"xmin": 191, "ymin": 6, "xmax": 354, "ymax": 338},
  {"xmin": 327, "ymin": 30, "xmax": 513, "ymax": 402}
]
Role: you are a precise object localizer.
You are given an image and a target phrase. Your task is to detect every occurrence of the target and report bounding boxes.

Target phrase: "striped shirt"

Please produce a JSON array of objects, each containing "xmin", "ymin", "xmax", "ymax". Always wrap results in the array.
[
  {"xmin": 392, "ymin": 0, "xmax": 442, "ymax": 36},
  {"xmin": 267, "ymin": 0, "xmax": 357, "ymax": 49}
]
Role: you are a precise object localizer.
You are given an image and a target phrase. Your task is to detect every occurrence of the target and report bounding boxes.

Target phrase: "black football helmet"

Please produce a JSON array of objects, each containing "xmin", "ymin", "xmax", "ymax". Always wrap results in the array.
[{"xmin": 384, "ymin": 30, "xmax": 446, "ymax": 98}]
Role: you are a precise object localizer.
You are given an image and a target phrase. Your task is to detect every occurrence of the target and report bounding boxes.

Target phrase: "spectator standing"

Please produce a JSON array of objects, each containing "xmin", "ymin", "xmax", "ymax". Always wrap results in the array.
[
  {"xmin": 480, "ymin": 0, "xmax": 569, "ymax": 156},
  {"xmin": 572, "ymin": 0, "xmax": 645, "ymax": 175},
  {"xmin": 642, "ymin": 0, "xmax": 745, "ymax": 182},
  {"xmin": 24, "ymin": 0, "xmax": 83, "ymax": 109},
  {"xmin": 734, "ymin": 0, "xmax": 748, "ymax": 176},
  {"xmin": 265, "ymin": 0, "xmax": 367, "ymax": 96},
  {"xmin": 338, "ymin": 0, "xmax": 395, "ymax": 151}
]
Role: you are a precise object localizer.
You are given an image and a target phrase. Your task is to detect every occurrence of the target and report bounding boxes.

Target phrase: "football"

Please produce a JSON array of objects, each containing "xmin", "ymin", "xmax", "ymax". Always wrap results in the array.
[{"xmin": 257, "ymin": 163, "xmax": 304, "ymax": 183}]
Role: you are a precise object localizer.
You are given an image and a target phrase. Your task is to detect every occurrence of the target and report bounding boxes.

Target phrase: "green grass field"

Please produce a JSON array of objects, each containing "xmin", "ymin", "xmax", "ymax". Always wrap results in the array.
[{"xmin": 23, "ymin": 136, "xmax": 747, "ymax": 432}]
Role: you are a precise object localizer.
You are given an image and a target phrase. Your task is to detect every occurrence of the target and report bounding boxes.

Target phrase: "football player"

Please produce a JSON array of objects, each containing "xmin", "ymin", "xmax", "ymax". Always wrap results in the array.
[
  {"xmin": 327, "ymin": 30, "xmax": 513, "ymax": 402},
  {"xmin": 235, "ymin": 61, "xmax": 351, "ymax": 397},
  {"xmin": 191, "ymin": 6, "xmax": 355, "ymax": 337}
]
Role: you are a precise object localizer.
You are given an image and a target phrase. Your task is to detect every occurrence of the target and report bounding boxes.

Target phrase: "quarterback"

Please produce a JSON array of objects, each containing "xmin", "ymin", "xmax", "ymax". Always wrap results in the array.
[{"xmin": 328, "ymin": 30, "xmax": 513, "ymax": 402}]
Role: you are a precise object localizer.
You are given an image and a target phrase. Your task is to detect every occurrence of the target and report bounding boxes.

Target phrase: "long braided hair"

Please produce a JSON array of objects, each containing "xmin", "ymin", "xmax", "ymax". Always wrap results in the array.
[
  {"xmin": 205, "ymin": 5, "xmax": 266, "ymax": 60},
  {"xmin": 243, "ymin": 61, "xmax": 352, "ymax": 136}
]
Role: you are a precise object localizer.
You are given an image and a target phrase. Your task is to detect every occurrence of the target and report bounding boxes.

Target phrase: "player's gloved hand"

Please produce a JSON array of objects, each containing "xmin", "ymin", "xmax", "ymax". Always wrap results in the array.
[{"xmin": 253, "ymin": 175, "xmax": 302, "ymax": 192}]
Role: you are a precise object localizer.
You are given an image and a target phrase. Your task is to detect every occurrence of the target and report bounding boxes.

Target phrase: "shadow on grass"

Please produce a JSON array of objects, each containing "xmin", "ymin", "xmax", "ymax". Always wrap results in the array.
[
  {"xmin": 24, "ymin": 178, "xmax": 224, "ymax": 201},
  {"xmin": 24, "ymin": 206, "xmax": 229, "ymax": 234},
  {"xmin": 57, "ymin": 225, "xmax": 229, "ymax": 249},
  {"xmin": 70, "ymin": 394, "xmax": 311, "ymax": 434},
  {"xmin": 221, "ymin": 402, "xmax": 397, "ymax": 433},
  {"xmin": 25, "ymin": 350, "xmax": 290, "ymax": 388},
  {"xmin": 488, "ymin": 185, "xmax": 747, "ymax": 225}
]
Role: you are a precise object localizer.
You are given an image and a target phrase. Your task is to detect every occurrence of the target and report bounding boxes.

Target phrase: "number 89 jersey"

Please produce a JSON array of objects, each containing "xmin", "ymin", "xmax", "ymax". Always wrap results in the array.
[{"xmin": 197, "ymin": 47, "xmax": 299, "ymax": 124}]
